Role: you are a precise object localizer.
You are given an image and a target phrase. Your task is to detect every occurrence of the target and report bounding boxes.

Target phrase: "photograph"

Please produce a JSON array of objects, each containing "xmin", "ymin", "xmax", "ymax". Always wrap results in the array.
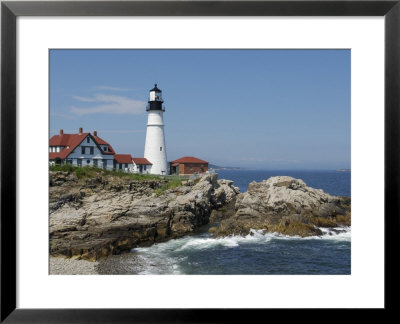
[
  {"xmin": 48, "ymin": 49, "xmax": 351, "ymax": 275},
  {"xmin": 2, "ymin": 0, "xmax": 398, "ymax": 319}
]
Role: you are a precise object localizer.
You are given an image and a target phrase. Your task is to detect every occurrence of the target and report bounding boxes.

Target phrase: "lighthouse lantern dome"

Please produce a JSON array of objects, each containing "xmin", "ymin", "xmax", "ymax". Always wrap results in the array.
[{"xmin": 149, "ymin": 84, "xmax": 163, "ymax": 102}]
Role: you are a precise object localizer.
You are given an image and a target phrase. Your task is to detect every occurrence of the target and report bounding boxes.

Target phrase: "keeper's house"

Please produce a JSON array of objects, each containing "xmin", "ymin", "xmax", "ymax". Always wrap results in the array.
[
  {"xmin": 49, "ymin": 128, "xmax": 115, "ymax": 170},
  {"xmin": 169, "ymin": 156, "xmax": 208, "ymax": 175}
]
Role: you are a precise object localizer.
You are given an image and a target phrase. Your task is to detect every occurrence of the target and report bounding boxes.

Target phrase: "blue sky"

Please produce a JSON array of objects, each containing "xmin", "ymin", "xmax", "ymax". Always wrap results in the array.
[{"xmin": 50, "ymin": 49, "xmax": 350, "ymax": 170}]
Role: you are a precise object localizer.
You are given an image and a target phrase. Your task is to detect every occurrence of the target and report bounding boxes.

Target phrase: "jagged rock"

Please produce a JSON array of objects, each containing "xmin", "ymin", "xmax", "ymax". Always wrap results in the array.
[
  {"xmin": 49, "ymin": 172, "xmax": 239, "ymax": 261},
  {"xmin": 213, "ymin": 176, "xmax": 351, "ymax": 238}
]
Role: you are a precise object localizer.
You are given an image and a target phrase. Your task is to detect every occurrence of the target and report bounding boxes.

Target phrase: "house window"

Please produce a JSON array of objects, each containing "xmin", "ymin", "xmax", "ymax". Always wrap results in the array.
[
  {"xmin": 103, "ymin": 159, "xmax": 107, "ymax": 170},
  {"xmin": 90, "ymin": 147, "xmax": 94, "ymax": 155},
  {"xmin": 144, "ymin": 165, "xmax": 146, "ymax": 171},
  {"xmin": 119, "ymin": 163, "xmax": 122, "ymax": 170},
  {"xmin": 87, "ymin": 160, "xmax": 90, "ymax": 165},
  {"xmin": 66, "ymin": 159, "xmax": 72, "ymax": 164},
  {"xmin": 104, "ymin": 146, "xmax": 107, "ymax": 152},
  {"xmin": 77, "ymin": 159, "xmax": 82, "ymax": 167},
  {"xmin": 94, "ymin": 159, "xmax": 98, "ymax": 167},
  {"xmin": 87, "ymin": 137, "xmax": 90, "ymax": 143},
  {"xmin": 125, "ymin": 163, "xmax": 128, "ymax": 169},
  {"xmin": 81, "ymin": 147, "xmax": 85, "ymax": 154}
]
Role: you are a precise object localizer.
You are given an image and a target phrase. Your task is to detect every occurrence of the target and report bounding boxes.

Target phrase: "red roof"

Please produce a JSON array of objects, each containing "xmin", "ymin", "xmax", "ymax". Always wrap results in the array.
[
  {"xmin": 114, "ymin": 154, "xmax": 133, "ymax": 164},
  {"xmin": 170, "ymin": 156, "xmax": 208, "ymax": 164},
  {"xmin": 93, "ymin": 135, "xmax": 116, "ymax": 155},
  {"xmin": 49, "ymin": 132, "xmax": 115, "ymax": 160},
  {"xmin": 132, "ymin": 158, "xmax": 152, "ymax": 165}
]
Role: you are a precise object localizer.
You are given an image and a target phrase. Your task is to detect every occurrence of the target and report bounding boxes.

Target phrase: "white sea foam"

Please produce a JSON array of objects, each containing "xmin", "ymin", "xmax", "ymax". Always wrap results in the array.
[
  {"xmin": 311, "ymin": 226, "xmax": 351, "ymax": 242},
  {"xmin": 135, "ymin": 226, "xmax": 351, "ymax": 254},
  {"xmin": 131, "ymin": 226, "xmax": 351, "ymax": 274}
]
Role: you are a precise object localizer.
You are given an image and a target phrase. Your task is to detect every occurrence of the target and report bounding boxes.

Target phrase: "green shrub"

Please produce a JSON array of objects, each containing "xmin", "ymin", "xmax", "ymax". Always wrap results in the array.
[
  {"xmin": 75, "ymin": 167, "xmax": 91, "ymax": 179},
  {"xmin": 154, "ymin": 178, "xmax": 184, "ymax": 196}
]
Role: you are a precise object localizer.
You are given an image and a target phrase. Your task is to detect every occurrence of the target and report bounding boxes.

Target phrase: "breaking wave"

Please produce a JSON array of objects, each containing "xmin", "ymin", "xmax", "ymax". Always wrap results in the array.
[{"xmin": 130, "ymin": 226, "xmax": 351, "ymax": 274}]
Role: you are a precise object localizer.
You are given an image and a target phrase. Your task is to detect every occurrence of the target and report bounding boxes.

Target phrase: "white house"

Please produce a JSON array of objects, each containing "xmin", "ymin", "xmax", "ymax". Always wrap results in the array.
[
  {"xmin": 114, "ymin": 154, "xmax": 134, "ymax": 173},
  {"xmin": 49, "ymin": 128, "xmax": 115, "ymax": 170},
  {"xmin": 132, "ymin": 158, "xmax": 153, "ymax": 174}
]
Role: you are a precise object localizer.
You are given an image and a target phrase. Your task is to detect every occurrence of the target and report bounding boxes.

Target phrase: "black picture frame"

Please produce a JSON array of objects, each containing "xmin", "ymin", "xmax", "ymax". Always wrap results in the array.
[{"xmin": 1, "ymin": 0, "xmax": 398, "ymax": 322}]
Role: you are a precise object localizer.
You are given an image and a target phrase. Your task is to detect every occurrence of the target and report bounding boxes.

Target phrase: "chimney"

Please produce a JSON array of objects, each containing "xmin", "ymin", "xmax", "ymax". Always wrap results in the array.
[
  {"xmin": 59, "ymin": 129, "xmax": 63, "ymax": 135},
  {"xmin": 93, "ymin": 130, "xmax": 97, "ymax": 137},
  {"xmin": 79, "ymin": 127, "xmax": 83, "ymax": 135}
]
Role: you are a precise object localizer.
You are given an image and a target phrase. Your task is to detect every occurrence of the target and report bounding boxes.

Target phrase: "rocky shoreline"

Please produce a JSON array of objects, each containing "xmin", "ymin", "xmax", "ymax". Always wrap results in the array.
[
  {"xmin": 49, "ymin": 170, "xmax": 350, "ymax": 265},
  {"xmin": 210, "ymin": 176, "xmax": 350, "ymax": 237},
  {"xmin": 50, "ymin": 170, "xmax": 239, "ymax": 261}
]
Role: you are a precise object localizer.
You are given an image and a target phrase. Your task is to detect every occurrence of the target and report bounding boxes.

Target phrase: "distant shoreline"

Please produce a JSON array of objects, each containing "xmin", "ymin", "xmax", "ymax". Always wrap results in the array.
[
  {"xmin": 212, "ymin": 167, "xmax": 351, "ymax": 172},
  {"xmin": 208, "ymin": 164, "xmax": 241, "ymax": 170}
]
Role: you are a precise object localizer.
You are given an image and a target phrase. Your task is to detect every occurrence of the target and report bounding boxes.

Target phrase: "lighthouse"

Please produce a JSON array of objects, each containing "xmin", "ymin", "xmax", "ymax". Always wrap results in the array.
[{"xmin": 144, "ymin": 84, "xmax": 168, "ymax": 175}]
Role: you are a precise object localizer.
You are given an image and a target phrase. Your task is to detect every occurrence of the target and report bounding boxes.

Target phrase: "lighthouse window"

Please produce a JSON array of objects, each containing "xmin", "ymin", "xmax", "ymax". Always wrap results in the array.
[{"xmin": 160, "ymin": 147, "xmax": 162, "ymax": 151}]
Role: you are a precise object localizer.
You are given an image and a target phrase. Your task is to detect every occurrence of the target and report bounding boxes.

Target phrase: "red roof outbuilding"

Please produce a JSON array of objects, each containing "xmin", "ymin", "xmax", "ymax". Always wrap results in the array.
[{"xmin": 170, "ymin": 156, "xmax": 208, "ymax": 164}]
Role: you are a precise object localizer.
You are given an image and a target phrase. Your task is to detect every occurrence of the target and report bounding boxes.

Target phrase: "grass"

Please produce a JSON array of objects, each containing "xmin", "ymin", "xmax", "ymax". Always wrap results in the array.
[
  {"xmin": 50, "ymin": 164, "xmax": 162, "ymax": 181},
  {"xmin": 50, "ymin": 164, "xmax": 75, "ymax": 172},
  {"xmin": 154, "ymin": 178, "xmax": 186, "ymax": 196},
  {"xmin": 49, "ymin": 165, "xmax": 190, "ymax": 190}
]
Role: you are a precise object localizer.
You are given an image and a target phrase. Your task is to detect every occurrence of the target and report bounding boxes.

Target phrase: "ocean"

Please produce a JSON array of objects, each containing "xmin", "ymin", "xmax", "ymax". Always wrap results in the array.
[
  {"xmin": 128, "ymin": 170, "xmax": 351, "ymax": 275},
  {"xmin": 217, "ymin": 169, "xmax": 351, "ymax": 197}
]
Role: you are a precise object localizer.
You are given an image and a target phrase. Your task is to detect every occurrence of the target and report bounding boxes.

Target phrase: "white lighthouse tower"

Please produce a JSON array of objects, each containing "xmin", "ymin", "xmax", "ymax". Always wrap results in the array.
[{"xmin": 144, "ymin": 84, "xmax": 168, "ymax": 175}]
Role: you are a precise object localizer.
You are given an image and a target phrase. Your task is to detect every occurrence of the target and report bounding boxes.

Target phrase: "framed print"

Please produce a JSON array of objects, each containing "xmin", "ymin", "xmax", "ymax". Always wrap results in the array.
[{"xmin": 1, "ymin": 0, "xmax": 399, "ymax": 322}]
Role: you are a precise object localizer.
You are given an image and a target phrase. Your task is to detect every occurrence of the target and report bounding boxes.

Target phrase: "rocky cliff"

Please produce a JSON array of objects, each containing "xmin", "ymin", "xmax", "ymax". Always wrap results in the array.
[
  {"xmin": 49, "ymin": 171, "xmax": 240, "ymax": 261},
  {"xmin": 211, "ymin": 176, "xmax": 351, "ymax": 237}
]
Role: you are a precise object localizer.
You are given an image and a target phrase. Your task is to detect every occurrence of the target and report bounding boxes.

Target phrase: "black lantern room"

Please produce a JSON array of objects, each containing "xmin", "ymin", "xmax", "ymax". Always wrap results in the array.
[{"xmin": 147, "ymin": 84, "xmax": 165, "ymax": 111}]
